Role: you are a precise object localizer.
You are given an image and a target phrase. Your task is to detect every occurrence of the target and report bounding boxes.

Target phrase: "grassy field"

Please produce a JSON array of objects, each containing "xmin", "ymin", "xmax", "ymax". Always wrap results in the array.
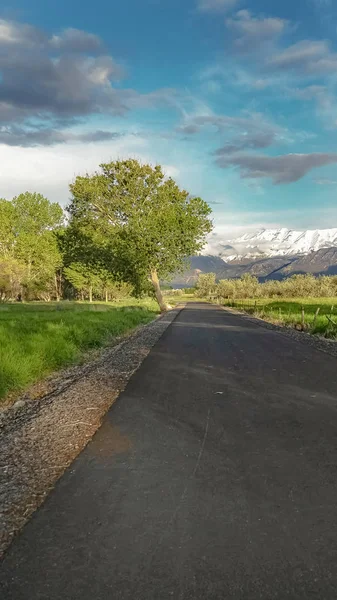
[
  {"xmin": 0, "ymin": 298, "xmax": 159, "ymax": 402},
  {"xmin": 165, "ymin": 292, "xmax": 203, "ymax": 304},
  {"xmin": 223, "ymin": 297, "xmax": 337, "ymax": 337}
]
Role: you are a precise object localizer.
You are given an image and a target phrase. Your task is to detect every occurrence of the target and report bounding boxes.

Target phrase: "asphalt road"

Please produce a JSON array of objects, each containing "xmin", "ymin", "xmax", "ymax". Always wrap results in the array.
[{"xmin": 1, "ymin": 303, "xmax": 337, "ymax": 599}]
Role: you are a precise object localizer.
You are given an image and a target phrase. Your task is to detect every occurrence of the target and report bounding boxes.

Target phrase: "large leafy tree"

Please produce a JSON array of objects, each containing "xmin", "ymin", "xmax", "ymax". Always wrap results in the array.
[
  {"xmin": 69, "ymin": 160, "xmax": 213, "ymax": 310},
  {"xmin": 0, "ymin": 193, "xmax": 64, "ymax": 299}
]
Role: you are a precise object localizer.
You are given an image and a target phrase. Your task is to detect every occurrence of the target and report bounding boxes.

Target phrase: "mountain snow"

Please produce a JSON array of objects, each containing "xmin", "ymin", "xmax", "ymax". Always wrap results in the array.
[{"xmin": 208, "ymin": 227, "xmax": 337, "ymax": 262}]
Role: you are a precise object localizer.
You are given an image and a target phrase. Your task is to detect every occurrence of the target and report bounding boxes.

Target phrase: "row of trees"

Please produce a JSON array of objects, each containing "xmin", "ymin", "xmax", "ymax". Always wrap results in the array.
[
  {"xmin": 0, "ymin": 160, "xmax": 212, "ymax": 310},
  {"xmin": 0, "ymin": 193, "xmax": 63, "ymax": 302},
  {"xmin": 196, "ymin": 273, "xmax": 337, "ymax": 300}
]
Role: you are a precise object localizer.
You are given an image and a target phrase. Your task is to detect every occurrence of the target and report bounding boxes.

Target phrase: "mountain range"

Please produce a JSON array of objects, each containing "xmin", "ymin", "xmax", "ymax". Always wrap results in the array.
[
  {"xmin": 172, "ymin": 228, "xmax": 337, "ymax": 287},
  {"xmin": 211, "ymin": 227, "xmax": 337, "ymax": 262}
]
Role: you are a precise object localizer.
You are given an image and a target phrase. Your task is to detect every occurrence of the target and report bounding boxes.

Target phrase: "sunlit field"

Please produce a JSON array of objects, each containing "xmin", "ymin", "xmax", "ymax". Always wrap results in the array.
[
  {"xmin": 223, "ymin": 297, "xmax": 337, "ymax": 337},
  {"xmin": 0, "ymin": 299, "xmax": 159, "ymax": 401}
]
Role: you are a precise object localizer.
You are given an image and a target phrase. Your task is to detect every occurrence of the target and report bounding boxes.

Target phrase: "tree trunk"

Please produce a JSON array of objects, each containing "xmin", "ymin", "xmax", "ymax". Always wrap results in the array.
[
  {"xmin": 27, "ymin": 258, "xmax": 31, "ymax": 281},
  {"xmin": 150, "ymin": 268, "xmax": 169, "ymax": 312},
  {"xmin": 105, "ymin": 289, "xmax": 108, "ymax": 303},
  {"xmin": 54, "ymin": 273, "xmax": 60, "ymax": 302},
  {"xmin": 89, "ymin": 286, "xmax": 93, "ymax": 303}
]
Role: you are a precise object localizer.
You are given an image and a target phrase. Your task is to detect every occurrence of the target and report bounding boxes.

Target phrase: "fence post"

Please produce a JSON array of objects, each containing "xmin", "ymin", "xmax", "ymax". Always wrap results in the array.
[
  {"xmin": 312, "ymin": 307, "xmax": 320, "ymax": 330},
  {"xmin": 326, "ymin": 315, "xmax": 337, "ymax": 329},
  {"xmin": 301, "ymin": 306, "xmax": 305, "ymax": 331}
]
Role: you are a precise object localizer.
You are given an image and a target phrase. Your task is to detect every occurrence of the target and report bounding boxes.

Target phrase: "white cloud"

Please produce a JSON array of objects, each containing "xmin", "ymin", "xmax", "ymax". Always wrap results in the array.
[
  {"xmin": 0, "ymin": 135, "xmax": 149, "ymax": 204},
  {"xmin": 226, "ymin": 10, "xmax": 288, "ymax": 53},
  {"xmin": 0, "ymin": 18, "xmax": 44, "ymax": 46},
  {"xmin": 0, "ymin": 133, "xmax": 183, "ymax": 206},
  {"xmin": 163, "ymin": 164, "xmax": 180, "ymax": 179},
  {"xmin": 314, "ymin": 178, "xmax": 337, "ymax": 185},
  {"xmin": 50, "ymin": 28, "xmax": 103, "ymax": 53},
  {"xmin": 267, "ymin": 40, "xmax": 337, "ymax": 75}
]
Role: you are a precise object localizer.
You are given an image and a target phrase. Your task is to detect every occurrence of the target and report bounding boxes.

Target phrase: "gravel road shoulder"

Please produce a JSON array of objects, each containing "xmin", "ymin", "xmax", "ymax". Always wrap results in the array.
[{"xmin": 0, "ymin": 306, "xmax": 182, "ymax": 558}]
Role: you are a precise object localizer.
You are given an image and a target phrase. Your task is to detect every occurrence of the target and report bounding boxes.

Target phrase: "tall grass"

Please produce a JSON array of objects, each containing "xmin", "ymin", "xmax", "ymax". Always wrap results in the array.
[
  {"xmin": 0, "ymin": 299, "xmax": 158, "ymax": 401},
  {"xmin": 224, "ymin": 298, "xmax": 337, "ymax": 337}
]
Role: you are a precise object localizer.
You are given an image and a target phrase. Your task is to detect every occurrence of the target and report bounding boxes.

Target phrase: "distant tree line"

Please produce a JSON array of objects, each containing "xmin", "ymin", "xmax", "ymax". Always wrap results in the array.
[
  {"xmin": 196, "ymin": 273, "xmax": 337, "ymax": 300},
  {"xmin": 0, "ymin": 160, "xmax": 212, "ymax": 310}
]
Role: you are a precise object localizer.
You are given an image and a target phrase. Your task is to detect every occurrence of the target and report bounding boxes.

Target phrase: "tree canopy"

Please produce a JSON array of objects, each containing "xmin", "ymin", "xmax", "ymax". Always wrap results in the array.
[
  {"xmin": 68, "ymin": 159, "xmax": 213, "ymax": 310},
  {"xmin": 1, "ymin": 174, "xmax": 337, "ymax": 307},
  {"xmin": 0, "ymin": 193, "xmax": 64, "ymax": 300},
  {"xmin": 0, "ymin": 161, "xmax": 212, "ymax": 307},
  {"xmin": 197, "ymin": 272, "xmax": 337, "ymax": 301}
]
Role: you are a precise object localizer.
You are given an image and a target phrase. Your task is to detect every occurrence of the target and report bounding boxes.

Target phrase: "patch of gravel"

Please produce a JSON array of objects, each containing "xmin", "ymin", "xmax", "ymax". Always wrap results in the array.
[
  {"xmin": 223, "ymin": 306, "xmax": 337, "ymax": 358},
  {"xmin": 0, "ymin": 306, "xmax": 183, "ymax": 558}
]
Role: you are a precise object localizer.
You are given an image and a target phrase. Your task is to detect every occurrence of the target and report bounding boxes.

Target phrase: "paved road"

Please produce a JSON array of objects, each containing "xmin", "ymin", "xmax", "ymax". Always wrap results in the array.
[{"xmin": 1, "ymin": 303, "xmax": 337, "ymax": 599}]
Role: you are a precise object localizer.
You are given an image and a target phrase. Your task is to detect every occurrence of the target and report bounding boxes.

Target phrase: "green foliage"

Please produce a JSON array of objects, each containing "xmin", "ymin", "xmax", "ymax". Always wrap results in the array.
[
  {"xmin": 194, "ymin": 273, "xmax": 337, "ymax": 302},
  {"xmin": 68, "ymin": 159, "xmax": 212, "ymax": 307},
  {"xmin": 63, "ymin": 263, "xmax": 134, "ymax": 302},
  {"xmin": 194, "ymin": 272, "xmax": 337, "ymax": 336},
  {"xmin": 0, "ymin": 199, "xmax": 16, "ymax": 257},
  {"xmin": 0, "ymin": 162, "xmax": 212, "ymax": 308},
  {"xmin": 196, "ymin": 272, "xmax": 335, "ymax": 302},
  {"xmin": 0, "ymin": 192, "xmax": 64, "ymax": 300},
  {"xmin": 224, "ymin": 298, "xmax": 337, "ymax": 338},
  {"xmin": 64, "ymin": 262, "xmax": 100, "ymax": 299},
  {"xmin": 196, "ymin": 273, "xmax": 217, "ymax": 298},
  {"xmin": 216, "ymin": 274, "xmax": 260, "ymax": 300},
  {"xmin": 108, "ymin": 281, "xmax": 134, "ymax": 301},
  {"xmin": 0, "ymin": 299, "xmax": 158, "ymax": 400},
  {"xmin": 13, "ymin": 193, "xmax": 63, "ymax": 283},
  {"xmin": 0, "ymin": 162, "xmax": 213, "ymax": 396},
  {"xmin": 0, "ymin": 257, "xmax": 26, "ymax": 300}
]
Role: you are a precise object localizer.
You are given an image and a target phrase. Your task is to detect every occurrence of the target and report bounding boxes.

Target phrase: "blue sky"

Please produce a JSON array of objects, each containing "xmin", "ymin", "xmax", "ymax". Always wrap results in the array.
[{"xmin": 1, "ymin": 0, "xmax": 337, "ymax": 239}]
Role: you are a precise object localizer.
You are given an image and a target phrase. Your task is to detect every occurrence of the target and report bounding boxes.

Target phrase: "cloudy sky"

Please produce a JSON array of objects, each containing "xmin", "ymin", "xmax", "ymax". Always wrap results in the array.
[{"xmin": 1, "ymin": 0, "xmax": 337, "ymax": 238}]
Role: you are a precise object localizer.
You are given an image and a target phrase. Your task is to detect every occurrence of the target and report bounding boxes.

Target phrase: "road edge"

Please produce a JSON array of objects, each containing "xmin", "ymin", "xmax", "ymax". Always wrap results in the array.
[
  {"xmin": 0, "ymin": 304, "xmax": 184, "ymax": 558},
  {"xmin": 221, "ymin": 305, "xmax": 337, "ymax": 359}
]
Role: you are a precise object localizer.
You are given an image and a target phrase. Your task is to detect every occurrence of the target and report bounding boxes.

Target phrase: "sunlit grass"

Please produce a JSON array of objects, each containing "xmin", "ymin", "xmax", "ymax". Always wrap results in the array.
[
  {"xmin": 0, "ymin": 299, "xmax": 159, "ymax": 401},
  {"xmin": 164, "ymin": 292, "xmax": 206, "ymax": 305},
  {"xmin": 223, "ymin": 297, "xmax": 337, "ymax": 337}
]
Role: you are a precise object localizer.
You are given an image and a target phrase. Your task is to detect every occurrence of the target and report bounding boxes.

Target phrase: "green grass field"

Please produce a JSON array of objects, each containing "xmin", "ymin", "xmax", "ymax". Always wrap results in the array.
[
  {"xmin": 0, "ymin": 298, "xmax": 159, "ymax": 402},
  {"xmin": 223, "ymin": 298, "xmax": 337, "ymax": 337}
]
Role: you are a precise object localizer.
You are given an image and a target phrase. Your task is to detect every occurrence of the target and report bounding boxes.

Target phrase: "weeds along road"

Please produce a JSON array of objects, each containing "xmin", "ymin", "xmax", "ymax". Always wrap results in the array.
[{"xmin": 1, "ymin": 303, "xmax": 337, "ymax": 599}]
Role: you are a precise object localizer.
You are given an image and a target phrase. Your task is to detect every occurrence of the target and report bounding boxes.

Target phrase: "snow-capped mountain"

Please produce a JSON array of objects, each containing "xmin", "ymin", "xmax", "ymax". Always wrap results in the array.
[
  {"xmin": 213, "ymin": 227, "xmax": 337, "ymax": 262},
  {"xmin": 173, "ymin": 229, "xmax": 337, "ymax": 286}
]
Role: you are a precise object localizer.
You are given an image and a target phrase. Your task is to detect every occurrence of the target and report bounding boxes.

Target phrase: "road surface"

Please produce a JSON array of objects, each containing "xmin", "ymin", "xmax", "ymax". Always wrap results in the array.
[{"xmin": 1, "ymin": 303, "xmax": 337, "ymax": 599}]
